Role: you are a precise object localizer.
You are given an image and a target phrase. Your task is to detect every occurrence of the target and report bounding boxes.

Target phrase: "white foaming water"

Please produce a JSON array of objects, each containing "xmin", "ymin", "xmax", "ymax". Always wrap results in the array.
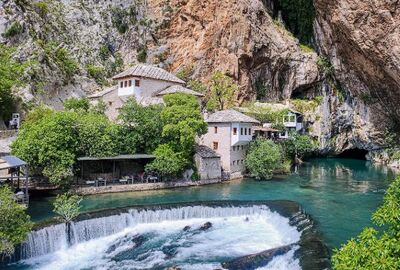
[{"xmin": 16, "ymin": 205, "xmax": 302, "ymax": 270}]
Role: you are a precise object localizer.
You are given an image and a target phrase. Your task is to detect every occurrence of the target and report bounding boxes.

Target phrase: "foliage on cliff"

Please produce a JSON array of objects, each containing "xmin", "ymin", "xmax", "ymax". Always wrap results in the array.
[
  {"xmin": 0, "ymin": 45, "xmax": 27, "ymax": 119},
  {"xmin": 0, "ymin": 186, "xmax": 33, "ymax": 257},
  {"xmin": 332, "ymin": 176, "xmax": 400, "ymax": 270}
]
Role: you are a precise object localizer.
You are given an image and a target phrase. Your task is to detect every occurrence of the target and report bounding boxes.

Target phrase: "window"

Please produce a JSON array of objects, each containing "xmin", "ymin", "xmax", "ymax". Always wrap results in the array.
[
  {"xmin": 241, "ymin": 145, "xmax": 244, "ymax": 150},
  {"xmin": 244, "ymin": 128, "xmax": 247, "ymax": 135},
  {"xmin": 233, "ymin": 128, "xmax": 237, "ymax": 135},
  {"xmin": 135, "ymin": 80, "xmax": 140, "ymax": 87},
  {"xmin": 213, "ymin": 142, "xmax": 219, "ymax": 150},
  {"xmin": 108, "ymin": 101, "xmax": 113, "ymax": 106},
  {"xmin": 214, "ymin": 126, "xmax": 218, "ymax": 134},
  {"xmin": 241, "ymin": 128, "xmax": 243, "ymax": 135},
  {"xmin": 249, "ymin": 128, "xmax": 251, "ymax": 134},
  {"xmin": 124, "ymin": 81, "xmax": 128, "ymax": 87},
  {"xmin": 129, "ymin": 80, "xmax": 132, "ymax": 87},
  {"xmin": 120, "ymin": 81, "xmax": 123, "ymax": 88},
  {"xmin": 233, "ymin": 161, "xmax": 236, "ymax": 165}
]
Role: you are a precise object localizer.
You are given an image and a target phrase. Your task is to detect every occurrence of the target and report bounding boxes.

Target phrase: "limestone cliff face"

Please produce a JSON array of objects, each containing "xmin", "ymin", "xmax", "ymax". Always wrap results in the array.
[
  {"xmin": 149, "ymin": 0, "xmax": 320, "ymax": 103},
  {"xmin": 314, "ymin": 0, "xmax": 400, "ymax": 132},
  {"xmin": 1, "ymin": 0, "xmax": 399, "ymax": 158},
  {"xmin": 0, "ymin": 0, "xmax": 149, "ymax": 109}
]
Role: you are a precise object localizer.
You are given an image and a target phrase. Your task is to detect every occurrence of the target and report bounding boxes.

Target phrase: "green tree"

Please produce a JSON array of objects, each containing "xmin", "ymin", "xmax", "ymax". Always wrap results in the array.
[
  {"xmin": 12, "ymin": 110, "xmax": 79, "ymax": 186},
  {"xmin": 245, "ymin": 139, "xmax": 284, "ymax": 180},
  {"xmin": 0, "ymin": 186, "xmax": 33, "ymax": 256},
  {"xmin": 145, "ymin": 144, "xmax": 186, "ymax": 180},
  {"xmin": 118, "ymin": 98, "xmax": 164, "ymax": 154},
  {"xmin": 281, "ymin": 133, "xmax": 314, "ymax": 160},
  {"xmin": 206, "ymin": 71, "xmax": 238, "ymax": 111},
  {"xmin": 0, "ymin": 45, "xmax": 27, "ymax": 119},
  {"xmin": 53, "ymin": 192, "xmax": 82, "ymax": 223},
  {"xmin": 77, "ymin": 113, "xmax": 120, "ymax": 157},
  {"xmin": 161, "ymin": 93, "xmax": 207, "ymax": 156},
  {"xmin": 332, "ymin": 176, "xmax": 400, "ymax": 270},
  {"xmin": 63, "ymin": 97, "xmax": 90, "ymax": 112}
]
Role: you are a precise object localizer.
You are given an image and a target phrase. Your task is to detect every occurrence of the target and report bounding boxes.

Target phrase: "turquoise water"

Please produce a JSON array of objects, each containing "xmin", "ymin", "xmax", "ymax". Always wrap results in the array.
[{"xmin": 28, "ymin": 158, "xmax": 396, "ymax": 249}]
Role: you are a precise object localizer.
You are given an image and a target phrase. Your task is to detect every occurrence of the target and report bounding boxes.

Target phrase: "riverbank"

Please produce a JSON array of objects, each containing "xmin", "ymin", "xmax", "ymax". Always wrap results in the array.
[{"xmin": 73, "ymin": 178, "xmax": 229, "ymax": 195}]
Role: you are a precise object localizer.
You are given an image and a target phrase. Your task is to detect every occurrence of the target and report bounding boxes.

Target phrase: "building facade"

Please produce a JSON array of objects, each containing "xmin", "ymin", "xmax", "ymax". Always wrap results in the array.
[
  {"xmin": 194, "ymin": 145, "xmax": 222, "ymax": 180},
  {"xmin": 200, "ymin": 109, "xmax": 259, "ymax": 178},
  {"xmin": 279, "ymin": 110, "xmax": 304, "ymax": 139}
]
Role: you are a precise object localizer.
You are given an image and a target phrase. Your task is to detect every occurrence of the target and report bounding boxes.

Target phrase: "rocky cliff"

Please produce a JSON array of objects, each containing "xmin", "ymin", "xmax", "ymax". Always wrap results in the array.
[{"xmin": 1, "ymin": 0, "xmax": 399, "ymax": 158}]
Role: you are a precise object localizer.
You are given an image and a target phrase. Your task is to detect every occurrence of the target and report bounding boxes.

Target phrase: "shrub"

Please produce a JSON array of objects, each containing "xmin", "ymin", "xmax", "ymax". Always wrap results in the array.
[
  {"xmin": 299, "ymin": 44, "xmax": 314, "ymax": 53},
  {"xmin": 86, "ymin": 64, "xmax": 105, "ymax": 84},
  {"xmin": 145, "ymin": 144, "xmax": 186, "ymax": 180},
  {"xmin": 55, "ymin": 48, "xmax": 78, "ymax": 77},
  {"xmin": 34, "ymin": 1, "xmax": 49, "ymax": 18},
  {"xmin": 281, "ymin": 133, "xmax": 314, "ymax": 160},
  {"xmin": 332, "ymin": 176, "xmax": 400, "ymax": 270},
  {"xmin": 53, "ymin": 193, "xmax": 82, "ymax": 223},
  {"xmin": 2, "ymin": 22, "xmax": 23, "ymax": 38},
  {"xmin": 136, "ymin": 47, "xmax": 147, "ymax": 63},
  {"xmin": 317, "ymin": 56, "xmax": 334, "ymax": 77},
  {"xmin": 0, "ymin": 186, "xmax": 33, "ymax": 256},
  {"xmin": 63, "ymin": 97, "xmax": 90, "ymax": 112},
  {"xmin": 0, "ymin": 45, "xmax": 27, "ymax": 119},
  {"xmin": 291, "ymin": 98, "xmax": 319, "ymax": 113},
  {"xmin": 246, "ymin": 139, "xmax": 284, "ymax": 180}
]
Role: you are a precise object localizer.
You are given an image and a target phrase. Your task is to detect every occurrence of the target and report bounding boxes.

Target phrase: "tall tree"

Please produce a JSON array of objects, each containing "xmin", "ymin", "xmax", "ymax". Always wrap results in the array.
[
  {"xmin": 206, "ymin": 71, "xmax": 238, "ymax": 111},
  {"xmin": 118, "ymin": 98, "xmax": 164, "ymax": 154}
]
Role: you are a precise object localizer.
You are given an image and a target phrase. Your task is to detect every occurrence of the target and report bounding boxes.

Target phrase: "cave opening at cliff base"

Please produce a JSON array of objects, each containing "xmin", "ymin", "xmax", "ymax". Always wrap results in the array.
[{"xmin": 336, "ymin": 148, "xmax": 369, "ymax": 160}]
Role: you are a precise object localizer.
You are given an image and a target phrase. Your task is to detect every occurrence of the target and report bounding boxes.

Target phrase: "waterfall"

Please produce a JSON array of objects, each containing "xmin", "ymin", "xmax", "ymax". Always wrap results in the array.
[{"xmin": 20, "ymin": 205, "xmax": 278, "ymax": 260}]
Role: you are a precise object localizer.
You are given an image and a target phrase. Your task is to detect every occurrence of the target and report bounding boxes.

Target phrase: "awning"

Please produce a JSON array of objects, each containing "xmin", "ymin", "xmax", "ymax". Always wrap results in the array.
[
  {"xmin": 0, "ymin": 155, "xmax": 27, "ymax": 170},
  {"xmin": 77, "ymin": 154, "xmax": 155, "ymax": 161},
  {"xmin": 253, "ymin": 127, "xmax": 281, "ymax": 132}
]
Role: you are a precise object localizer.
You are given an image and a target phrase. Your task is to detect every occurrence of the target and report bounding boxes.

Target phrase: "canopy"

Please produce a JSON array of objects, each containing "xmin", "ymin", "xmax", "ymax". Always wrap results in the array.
[{"xmin": 0, "ymin": 155, "xmax": 27, "ymax": 170}]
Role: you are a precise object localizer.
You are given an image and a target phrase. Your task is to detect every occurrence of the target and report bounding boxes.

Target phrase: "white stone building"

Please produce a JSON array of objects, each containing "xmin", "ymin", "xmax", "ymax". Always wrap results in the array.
[
  {"xmin": 88, "ymin": 64, "xmax": 204, "ymax": 120},
  {"xmin": 278, "ymin": 109, "xmax": 303, "ymax": 139},
  {"xmin": 200, "ymin": 109, "xmax": 260, "ymax": 178}
]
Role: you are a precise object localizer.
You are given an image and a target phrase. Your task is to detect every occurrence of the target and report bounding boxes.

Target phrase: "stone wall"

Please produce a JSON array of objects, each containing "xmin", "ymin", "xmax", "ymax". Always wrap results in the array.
[{"xmin": 74, "ymin": 178, "xmax": 225, "ymax": 195}]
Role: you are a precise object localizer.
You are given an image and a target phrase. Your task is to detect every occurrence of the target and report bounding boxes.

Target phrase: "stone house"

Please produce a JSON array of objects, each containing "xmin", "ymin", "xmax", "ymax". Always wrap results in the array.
[
  {"xmin": 200, "ymin": 109, "xmax": 260, "ymax": 178},
  {"xmin": 88, "ymin": 64, "xmax": 204, "ymax": 120},
  {"xmin": 194, "ymin": 145, "xmax": 222, "ymax": 180}
]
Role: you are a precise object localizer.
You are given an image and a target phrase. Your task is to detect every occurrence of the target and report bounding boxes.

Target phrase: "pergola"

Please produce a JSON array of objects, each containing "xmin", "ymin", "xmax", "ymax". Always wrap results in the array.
[
  {"xmin": 0, "ymin": 155, "xmax": 29, "ymax": 205},
  {"xmin": 77, "ymin": 154, "xmax": 155, "ymax": 185}
]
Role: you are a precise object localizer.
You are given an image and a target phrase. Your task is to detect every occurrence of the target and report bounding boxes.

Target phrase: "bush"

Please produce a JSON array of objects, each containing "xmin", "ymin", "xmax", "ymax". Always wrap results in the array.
[
  {"xmin": 0, "ymin": 186, "xmax": 33, "ymax": 256},
  {"xmin": 145, "ymin": 144, "xmax": 186, "ymax": 180},
  {"xmin": 2, "ymin": 22, "xmax": 23, "ymax": 38},
  {"xmin": 332, "ymin": 176, "xmax": 400, "ymax": 270},
  {"xmin": 53, "ymin": 193, "xmax": 82, "ymax": 223},
  {"xmin": 34, "ymin": 1, "xmax": 49, "ymax": 18},
  {"xmin": 136, "ymin": 47, "xmax": 147, "ymax": 63},
  {"xmin": 291, "ymin": 98, "xmax": 319, "ymax": 113},
  {"xmin": 281, "ymin": 133, "xmax": 314, "ymax": 160},
  {"xmin": 246, "ymin": 139, "xmax": 284, "ymax": 180},
  {"xmin": 86, "ymin": 64, "xmax": 105, "ymax": 84},
  {"xmin": 63, "ymin": 97, "xmax": 90, "ymax": 112},
  {"xmin": 0, "ymin": 45, "xmax": 27, "ymax": 119}
]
